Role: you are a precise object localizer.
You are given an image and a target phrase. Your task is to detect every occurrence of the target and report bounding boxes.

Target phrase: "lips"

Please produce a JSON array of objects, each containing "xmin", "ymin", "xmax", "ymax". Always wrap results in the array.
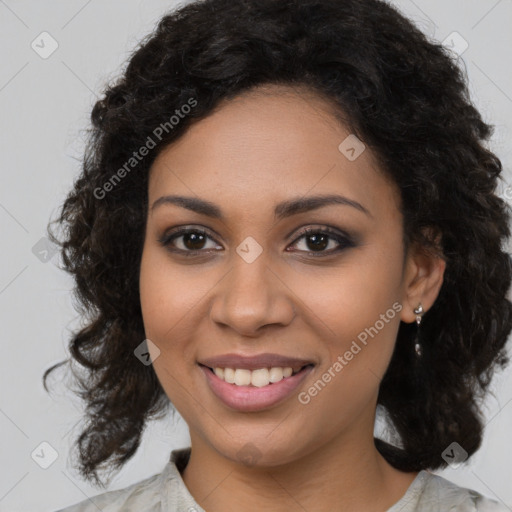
[
  {"xmin": 198, "ymin": 352, "xmax": 315, "ymax": 372},
  {"xmin": 197, "ymin": 352, "xmax": 316, "ymax": 411}
]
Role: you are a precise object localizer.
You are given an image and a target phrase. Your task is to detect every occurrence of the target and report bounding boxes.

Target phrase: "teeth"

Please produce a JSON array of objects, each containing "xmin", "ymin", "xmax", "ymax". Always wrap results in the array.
[
  {"xmin": 213, "ymin": 366, "xmax": 297, "ymax": 387},
  {"xmin": 250, "ymin": 368, "xmax": 269, "ymax": 387},
  {"xmin": 223, "ymin": 368, "xmax": 235, "ymax": 383},
  {"xmin": 234, "ymin": 369, "xmax": 252, "ymax": 386},
  {"xmin": 269, "ymin": 367, "xmax": 284, "ymax": 382}
]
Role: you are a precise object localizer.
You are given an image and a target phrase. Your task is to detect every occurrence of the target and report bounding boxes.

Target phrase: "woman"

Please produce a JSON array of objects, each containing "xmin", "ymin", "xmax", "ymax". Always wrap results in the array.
[{"xmin": 46, "ymin": 0, "xmax": 512, "ymax": 510}]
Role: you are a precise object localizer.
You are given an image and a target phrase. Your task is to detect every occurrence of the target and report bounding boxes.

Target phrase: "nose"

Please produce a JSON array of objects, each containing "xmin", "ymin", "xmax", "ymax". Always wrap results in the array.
[{"xmin": 209, "ymin": 252, "xmax": 296, "ymax": 336}]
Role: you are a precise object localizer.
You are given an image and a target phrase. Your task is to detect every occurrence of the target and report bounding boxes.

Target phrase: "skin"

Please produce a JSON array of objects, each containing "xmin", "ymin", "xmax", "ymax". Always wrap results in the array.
[{"xmin": 139, "ymin": 84, "xmax": 446, "ymax": 512}]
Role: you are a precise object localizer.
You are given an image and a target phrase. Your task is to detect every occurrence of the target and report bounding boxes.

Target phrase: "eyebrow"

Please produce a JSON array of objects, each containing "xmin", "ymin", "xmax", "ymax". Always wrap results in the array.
[{"xmin": 151, "ymin": 193, "xmax": 371, "ymax": 220}]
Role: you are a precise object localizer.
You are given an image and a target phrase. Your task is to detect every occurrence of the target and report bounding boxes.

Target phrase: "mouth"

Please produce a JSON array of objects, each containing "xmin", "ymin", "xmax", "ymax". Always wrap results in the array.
[
  {"xmin": 198, "ymin": 363, "xmax": 315, "ymax": 412},
  {"xmin": 199, "ymin": 363, "xmax": 314, "ymax": 387}
]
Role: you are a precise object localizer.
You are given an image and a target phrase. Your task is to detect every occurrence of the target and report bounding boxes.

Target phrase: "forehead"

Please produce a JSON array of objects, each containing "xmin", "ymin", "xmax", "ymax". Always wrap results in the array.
[{"xmin": 148, "ymin": 85, "xmax": 401, "ymax": 223}]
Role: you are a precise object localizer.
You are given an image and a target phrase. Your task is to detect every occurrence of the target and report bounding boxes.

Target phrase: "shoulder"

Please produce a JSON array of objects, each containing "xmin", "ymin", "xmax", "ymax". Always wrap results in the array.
[
  {"xmin": 55, "ymin": 468, "xmax": 165, "ymax": 512},
  {"xmin": 54, "ymin": 447, "xmax": 200, "ymax": 512},
  {"xmin": 418, "ymin": 472, "xmax": 509, "ymax": 511}
]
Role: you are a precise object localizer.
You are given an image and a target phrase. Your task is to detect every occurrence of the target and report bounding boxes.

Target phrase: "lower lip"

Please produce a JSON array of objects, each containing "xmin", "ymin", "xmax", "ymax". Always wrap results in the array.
[{"xmin": 199, "ymin": 364, "xmax": 314, "ymax": 412}]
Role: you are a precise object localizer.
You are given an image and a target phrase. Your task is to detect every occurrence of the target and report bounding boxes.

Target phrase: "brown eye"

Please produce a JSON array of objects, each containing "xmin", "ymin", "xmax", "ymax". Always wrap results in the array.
[
  {"xmin": 179, "ymin": 231, "xmax": 208, "ymax": 251},
  {"xmin": 301, "ymin": 232, "xmax": 330, "ymax": 252},
  {"xmin": 159, "ymin": 228, "xmax": 221, "ymax": 254},
  {"xmin": 288, "ymin": 227, "xmax": 354, "ymax": 255},
  {"xmin": 159, "ymin": 225, "xmax": 354, "ymax": 257}
]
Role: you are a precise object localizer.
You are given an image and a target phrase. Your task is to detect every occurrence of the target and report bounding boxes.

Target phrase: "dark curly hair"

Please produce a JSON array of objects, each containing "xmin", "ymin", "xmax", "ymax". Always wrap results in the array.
[{"xmin": 43, "ymin": 0, "xmax": 512, "ymax": 488}]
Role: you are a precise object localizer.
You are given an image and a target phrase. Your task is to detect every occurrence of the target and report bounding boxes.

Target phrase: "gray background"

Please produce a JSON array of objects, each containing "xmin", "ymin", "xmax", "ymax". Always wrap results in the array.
[{"xmin": 0, "ymin": 1, "xmax": 511, "ymax": 511}]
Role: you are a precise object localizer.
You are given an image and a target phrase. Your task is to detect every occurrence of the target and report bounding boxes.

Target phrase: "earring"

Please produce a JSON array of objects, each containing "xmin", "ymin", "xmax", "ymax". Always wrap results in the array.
[{"xmin": 413, "ymin": 303, "xmax": 424, "ymax": 356}]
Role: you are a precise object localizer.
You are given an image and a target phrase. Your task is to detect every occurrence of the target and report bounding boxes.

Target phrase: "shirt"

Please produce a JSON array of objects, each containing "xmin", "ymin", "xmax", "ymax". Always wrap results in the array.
[{"xmin": 56, "ymin": 447, "xmax": 509, "ymax": 511}]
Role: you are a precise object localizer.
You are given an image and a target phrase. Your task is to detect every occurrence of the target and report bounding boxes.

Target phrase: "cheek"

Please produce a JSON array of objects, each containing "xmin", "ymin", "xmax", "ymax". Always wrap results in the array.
[
  {"xmin": 139, "ymin": 247, "xmax": 197, "ymax": 404},
  {"xmin": 139, "ymin": 251, "xmax": 175, "ymax": 337},
  {"xmin": 138, "ymin": 248, "xmax": 194, "ymax": 380},
  {"xmin": 139, "ymin": 246, "xmax": 201, "ymax": 339},
  {"xmin": 297, "ymin": 252, "xmax": 402, "ymax": 335},
  {"xmin": 138, "ymin": 244, "xmax": 221, "ymax": 379},
  {"xmin": 291, "ymin": 242, "xmax": 404, "ymax": 380}
]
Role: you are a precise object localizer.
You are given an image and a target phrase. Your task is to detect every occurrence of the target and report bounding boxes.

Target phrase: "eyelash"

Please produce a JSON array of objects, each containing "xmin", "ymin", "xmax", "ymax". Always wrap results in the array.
[{"xmin": 158, "ymin": 225, "xmax": 355, "ymax": 257}]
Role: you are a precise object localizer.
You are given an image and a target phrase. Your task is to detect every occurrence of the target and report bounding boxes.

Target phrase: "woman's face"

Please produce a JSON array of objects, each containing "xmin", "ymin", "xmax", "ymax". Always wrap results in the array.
[{"xmin": 139, "ymin": 85, "xmax": 432, "ymax": 466}]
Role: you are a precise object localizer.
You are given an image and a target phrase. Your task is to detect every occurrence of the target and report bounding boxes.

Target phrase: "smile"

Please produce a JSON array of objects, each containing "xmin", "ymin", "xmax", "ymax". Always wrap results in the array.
[{"xmin": 199, "ymin": 363, "xmax": 314, "ymax": 412}]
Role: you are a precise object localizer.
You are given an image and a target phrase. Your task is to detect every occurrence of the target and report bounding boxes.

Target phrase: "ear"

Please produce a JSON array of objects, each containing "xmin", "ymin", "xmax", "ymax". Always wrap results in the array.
[{"xmin": 400, "ymin": 229, "xmax": 446, "ymax": 323}]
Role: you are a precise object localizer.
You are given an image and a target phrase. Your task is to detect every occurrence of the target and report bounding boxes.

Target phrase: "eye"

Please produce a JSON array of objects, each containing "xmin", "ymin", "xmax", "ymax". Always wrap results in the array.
[
  {"xmin": 288, "ymin": 226, "xmax": 354, "ymax": 256},
  {"xmin": 158, "ymin": 227, "xmax": 221, "ymax": 255},
  {"xmin": 158, "ymin": 225, "xmax": 355, "ymax": 257}
]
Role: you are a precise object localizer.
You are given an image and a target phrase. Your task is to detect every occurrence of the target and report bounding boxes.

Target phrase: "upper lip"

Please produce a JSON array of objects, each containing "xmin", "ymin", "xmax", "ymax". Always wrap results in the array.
[{"xmin": 198, "ymin": 352, "xmax": 315, "ymax": 371}]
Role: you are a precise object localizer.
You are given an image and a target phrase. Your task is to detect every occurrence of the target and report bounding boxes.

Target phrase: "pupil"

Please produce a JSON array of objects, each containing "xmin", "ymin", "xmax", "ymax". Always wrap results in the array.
[
  {"xmin": 307, "ymin": 233, "xmax": 328, "ymax": 251},
  {"xmin": 185, "ymin": 232, "xmax": 205, "ymax": 250}
]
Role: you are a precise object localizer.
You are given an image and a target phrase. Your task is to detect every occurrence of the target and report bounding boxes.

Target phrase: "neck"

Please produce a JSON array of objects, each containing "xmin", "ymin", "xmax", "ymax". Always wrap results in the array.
[{"xmin": 181, "ymin": 413, "xmax": 418, "ymax": 511}]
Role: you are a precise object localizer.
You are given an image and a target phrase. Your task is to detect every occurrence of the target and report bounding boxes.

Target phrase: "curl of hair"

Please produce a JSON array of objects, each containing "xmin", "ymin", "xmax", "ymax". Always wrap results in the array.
[{"xmin": 44, "ymin": 0, "xmax": 512, "ymax": 486}]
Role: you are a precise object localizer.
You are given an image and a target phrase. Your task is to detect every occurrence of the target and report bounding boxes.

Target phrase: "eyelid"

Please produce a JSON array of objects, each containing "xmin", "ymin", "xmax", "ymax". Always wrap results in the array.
[
  {"xmin": 158, "ymin": 225, "xmax": 221, "ymax": 247},
  {"xmin": 288, "ymin": 224, "xmax": 354, "ymax": 243}
]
